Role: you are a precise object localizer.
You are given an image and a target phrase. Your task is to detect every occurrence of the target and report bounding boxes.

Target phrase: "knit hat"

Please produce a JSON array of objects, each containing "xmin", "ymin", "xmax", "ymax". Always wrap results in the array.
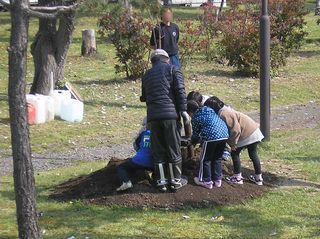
[{"xmin": 150, "ymin": 49, "xmax": 169, "ymax": 60}]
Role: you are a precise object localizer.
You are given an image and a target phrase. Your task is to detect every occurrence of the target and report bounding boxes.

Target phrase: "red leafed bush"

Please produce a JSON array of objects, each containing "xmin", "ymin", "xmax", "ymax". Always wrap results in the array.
[
  {"xmin": 217, "ymin": 0, "xmax": 308, "ymax": 76},
  {"xmin": 99, "ymin": 8, "xmax": 153, "ymax": 79},
  {"xmin": 178, "ymin": 20, "xmax": 207, "ymax": 66},
  {"xmin": 179, "ymin": 5, "xmax": 221, "ymax": 65}
]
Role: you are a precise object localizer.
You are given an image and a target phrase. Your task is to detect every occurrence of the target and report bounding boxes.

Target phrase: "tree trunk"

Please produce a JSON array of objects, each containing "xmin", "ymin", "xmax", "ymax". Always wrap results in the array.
[
  {"xmin": 30, "ymin": 0, "xmax": 75, "ymax": 95},
  {"xmin": 8, "ymin": 0, "xmax": 42, "ymax": 238},
  {"xmin": 81, "ymin": 29, "xmax": 97, "ymax": 57},
  {"xmin": 316, "ymin": 0, "xmax": 320, "ymax": 16}
]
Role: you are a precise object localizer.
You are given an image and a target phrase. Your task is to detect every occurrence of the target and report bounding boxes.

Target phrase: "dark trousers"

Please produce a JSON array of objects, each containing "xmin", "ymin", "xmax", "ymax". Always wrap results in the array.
[
  {"xmin": 199, "ymin": 140, "xmax": 227, "ymax": 182},
  {"xmin": 150, "ymin": 119, "xmax": 182, "ymax": 164},
  {"xmin": 231, "ymin": 142, "xmax": 262, "ymax": 175},
  {"xmin": 117, "ymin": 159, "xmax": 150, "ymax": 183}
]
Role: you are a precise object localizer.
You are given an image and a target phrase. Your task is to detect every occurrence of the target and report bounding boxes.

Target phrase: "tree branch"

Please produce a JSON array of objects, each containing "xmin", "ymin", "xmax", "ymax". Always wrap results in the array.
[
  {"xmin": 25, "ymin": 8, "xmax": 61, "ymax": 19},
  {"xmin": 25, "ymin": 4, "xmax": 78, "ymax": 19},
  {"xmin": 0, "ymin": 0, "xmax": 11, "ymax": 10},
  {"xmin": 29, "ymin": 4, "xmax": 78, "ymax": 13}
]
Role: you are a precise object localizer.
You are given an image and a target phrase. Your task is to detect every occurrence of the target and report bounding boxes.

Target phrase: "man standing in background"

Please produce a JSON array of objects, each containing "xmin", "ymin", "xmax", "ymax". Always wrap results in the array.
[{"xmin": 150, "ymin": 8, "xmax": 181, "ymax": 68}]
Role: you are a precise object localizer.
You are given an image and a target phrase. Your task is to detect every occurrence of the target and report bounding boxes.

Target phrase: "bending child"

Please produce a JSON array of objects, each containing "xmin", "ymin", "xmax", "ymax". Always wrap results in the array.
[
  {"xmin": 187, "ymin": 91, "xmax": 231, "ymax": 161},
  {"xmin": 187, "ymin": 100, "xmax": 229, "ymax": 189},
  {"xmin": 187, "ymin": 91, "xmax": 210, "ymax": 106},
  {"xmin": 116, "ymin": 118, "xmax": 153, "ymax": 192},
  {"xmin": 204, "ymin": 96, "xmax": 264, "ymax": 186}
]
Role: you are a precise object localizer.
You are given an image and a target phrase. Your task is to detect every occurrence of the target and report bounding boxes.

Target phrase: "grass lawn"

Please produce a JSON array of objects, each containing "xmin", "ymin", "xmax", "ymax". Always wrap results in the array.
[
  {"xmin": 0, "ymin": 1, "xmax": 320, "ymax": 238},
  {"xmin": 1, "ymin": 136, "xmax": 320, "ymax": 239}
]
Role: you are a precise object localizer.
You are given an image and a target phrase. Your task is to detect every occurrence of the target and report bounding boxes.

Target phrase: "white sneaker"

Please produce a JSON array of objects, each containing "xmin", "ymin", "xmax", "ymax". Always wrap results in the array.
[
  {"xmin": 116, "ymin": 181, "xmax": 133, "ymax": 192},
  {"xmin": 249, "ymin": 175, "xmax": 263, "ymax": 186},
  {"xmin": 194, "ymin": 177, "xmax": 213, "ymax": 189},
  {"xmin": 226, "ymin": 175, "xmax": 244, "ymax": 185}
]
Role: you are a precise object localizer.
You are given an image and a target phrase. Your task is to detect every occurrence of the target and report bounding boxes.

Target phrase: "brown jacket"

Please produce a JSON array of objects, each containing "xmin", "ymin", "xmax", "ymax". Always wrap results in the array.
[{"xmin": 219, "ymin": 107, "xmax": 259, "ymax": 147}]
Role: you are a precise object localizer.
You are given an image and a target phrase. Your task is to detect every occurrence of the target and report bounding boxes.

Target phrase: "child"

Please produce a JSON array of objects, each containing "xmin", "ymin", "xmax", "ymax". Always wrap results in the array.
[
  {"xmin": 187, "ymin": 91, "xmax": 210, "ymax": 106},
  {"xmin": 204, "ymin": 96, "xmax": 264, "ymax": 186},
  {"xmin": 116, "ymin": 118, "xmax": 153, "ymax": 192},
  {"xmin": 187, "ymin": 91, "xmax": 231, "ymax": 161},
  {"xmin": 187, "ymin": 100, "xmax": 229, "ymax": 189}
]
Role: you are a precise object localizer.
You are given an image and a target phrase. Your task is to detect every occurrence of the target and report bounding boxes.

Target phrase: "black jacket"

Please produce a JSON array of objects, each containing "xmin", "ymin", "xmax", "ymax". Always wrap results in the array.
[
  {"xmin": 150, "ymin": 22, "xmax": 180, "ymax": 56},
  {"xmin": 140, "ymin": 60, "xmax": 187, "ymax": 122}
]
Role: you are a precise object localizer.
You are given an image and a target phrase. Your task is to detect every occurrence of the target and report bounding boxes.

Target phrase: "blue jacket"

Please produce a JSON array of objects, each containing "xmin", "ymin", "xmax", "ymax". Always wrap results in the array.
[
  {"xmin": 191, "ymin": 106, "xmax": 229, "ymax": 143},
  {"xmin": 131, "ymin": 130, "xmax": 153, "ymax": 169}
]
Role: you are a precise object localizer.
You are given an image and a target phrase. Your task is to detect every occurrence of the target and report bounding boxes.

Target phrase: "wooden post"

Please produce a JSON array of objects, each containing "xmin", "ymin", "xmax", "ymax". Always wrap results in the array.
[{"xmin": 81, "ymin": 29, "xmax": 97, "ymax": 57}]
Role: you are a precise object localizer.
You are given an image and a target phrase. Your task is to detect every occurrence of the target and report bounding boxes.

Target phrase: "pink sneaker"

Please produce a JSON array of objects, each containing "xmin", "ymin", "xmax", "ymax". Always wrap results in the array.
[
  {"xmin": 194, "ymin": 177, "xmax": 213, "ymax": 189},
  {"xmin": 214, "ymin": 180, "xmax": 222, "ymax": 188}
]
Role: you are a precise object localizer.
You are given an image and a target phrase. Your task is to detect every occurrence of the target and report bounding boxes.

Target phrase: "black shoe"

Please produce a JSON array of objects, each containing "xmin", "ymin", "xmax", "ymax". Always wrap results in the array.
[{"xmin": 157, "ymin": 184, "xmax": 168, "ymax": 193}]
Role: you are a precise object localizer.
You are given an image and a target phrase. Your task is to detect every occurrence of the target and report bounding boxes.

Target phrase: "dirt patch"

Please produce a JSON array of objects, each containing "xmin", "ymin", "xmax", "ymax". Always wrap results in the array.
[
  {"xmin": 49, "ymin": 156, "xmax": 279, "ymax": 209},
  {"xmin": 1, "ymin": 102, "xmax": 319, "ymax": 176},
  {"xmin": 247, "ymin": 101, "xmax": 320, "ymax": 131}
]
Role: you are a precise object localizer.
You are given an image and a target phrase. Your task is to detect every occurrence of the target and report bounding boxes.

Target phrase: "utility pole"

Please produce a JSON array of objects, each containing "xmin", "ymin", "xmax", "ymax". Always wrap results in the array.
[
  {"xmin": 260, "ymin": 0, "xmax": 271, "ymax": 140},
  {"xmin": 316, "ymin": 0, "xmax": 320, "ymax": 16}
]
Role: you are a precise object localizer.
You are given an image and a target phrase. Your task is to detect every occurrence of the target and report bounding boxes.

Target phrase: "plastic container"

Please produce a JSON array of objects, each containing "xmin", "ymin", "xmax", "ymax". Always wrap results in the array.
[
  {"xmin": 43, "ymin": 95, "xmax": 55, "ymax": 122},
  {"xmin": 51, "ymin": 90, "xmax": 72, "ymax": 117},
  {"xmin": 27, "ymin": 103, "xmax": 36, "ymax": 125},
  {"xmin": 60, "ymin": 98, "xmax": 84, "ymax": 122},
  {"xmin": 26, "ymin": 94, "xmax": 46, "ymax": 124}
]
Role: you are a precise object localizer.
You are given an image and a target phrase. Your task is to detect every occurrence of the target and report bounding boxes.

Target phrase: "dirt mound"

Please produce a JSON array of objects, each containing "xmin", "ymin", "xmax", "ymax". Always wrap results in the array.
[{"xmin": 50, "ymin": 156, "xmax": 279, "ymax": 209}]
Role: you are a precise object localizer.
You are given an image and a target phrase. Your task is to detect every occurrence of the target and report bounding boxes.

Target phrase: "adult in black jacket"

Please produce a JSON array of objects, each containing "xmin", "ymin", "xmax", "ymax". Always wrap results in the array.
[
  {"xmin": 140, "ymin": 49, "xmax": 190, "ymax": 192},
  {"xmin": 150, "ymin": 7, "xmax": 180, "ymax": 68}
]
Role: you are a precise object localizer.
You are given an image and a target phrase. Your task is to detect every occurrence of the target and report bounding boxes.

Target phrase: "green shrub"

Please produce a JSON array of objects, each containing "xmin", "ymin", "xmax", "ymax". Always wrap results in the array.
[
  {"xmin": 98, "ymin": 8, "xmax": 153, "ymax": 79},
  {"xmin": 217, "ymin": 0, "xmax": 308, "ymax": 76}
]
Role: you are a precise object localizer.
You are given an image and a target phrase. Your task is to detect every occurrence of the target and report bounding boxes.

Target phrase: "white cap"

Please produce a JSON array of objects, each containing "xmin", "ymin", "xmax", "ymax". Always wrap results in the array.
[{"xmin": 150, "ymin": 49, "xmax": 169, "ymax": 60}]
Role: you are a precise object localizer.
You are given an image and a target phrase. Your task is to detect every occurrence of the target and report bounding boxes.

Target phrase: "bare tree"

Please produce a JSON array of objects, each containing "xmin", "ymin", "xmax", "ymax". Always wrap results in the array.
[
  {"xmin": 30, "ymin": 0, "xmax": 77, "ymax": 95},
  {"xmin": 0, "ymin": 0, "xmax": 77, "ymax": 237}
]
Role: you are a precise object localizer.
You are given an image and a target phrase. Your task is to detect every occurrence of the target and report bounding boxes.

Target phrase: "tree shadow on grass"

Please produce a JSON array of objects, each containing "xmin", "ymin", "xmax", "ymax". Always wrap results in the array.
[
  {"xmin": 285, "ymin": 156, "xmax": 320, "ymax": 162},
  {"xmin": 0, "ymin": 93, "xmax": 8, "ymax": 101},
  {"xmin": 197, "ymin": 68, "xmax": 253, "ymax": 80},
  {"xmin": 72, "ymin": 36, "xmax": 106, "ymax": 46},
  {"xmin": 0, "ymin": 36, "xmax": 10, "ymax": 43},
  {"xmin": 293, "ymin": 50, "xmax": 320, "ymax": 58},
  {"xmin": 72, "ymin": 77, "xmax": 131, "ymax": 87},
  {"xmin": 84, "ymin": 100, "xmax": 145, "ymax": 110},
  {"xmin": 0, "ymin": 117, "xmax": 10, "ymax": 125},
  {"xmin": 305, "ymin": 38, "xmax": 320, "ymax": 45}
]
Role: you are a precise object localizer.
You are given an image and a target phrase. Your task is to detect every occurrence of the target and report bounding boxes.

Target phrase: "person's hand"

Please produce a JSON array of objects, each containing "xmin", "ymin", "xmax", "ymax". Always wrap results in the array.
[{"xmin": 181, "ymin": 111, "xmax": 191, "ymax": 126}]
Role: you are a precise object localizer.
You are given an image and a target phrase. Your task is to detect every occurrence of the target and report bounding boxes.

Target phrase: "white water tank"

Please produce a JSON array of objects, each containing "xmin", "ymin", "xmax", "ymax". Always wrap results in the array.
[
  {"xmin": 60, "ymin": 99, "xmax": 84, "ymax": 122},
  {"xmin": 42, "ymin": 95, "xmax": 55, "ymax": 122},
  {"xmin": 51, "ymin": 90, "xmax": 72, "ymax": 117}
]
